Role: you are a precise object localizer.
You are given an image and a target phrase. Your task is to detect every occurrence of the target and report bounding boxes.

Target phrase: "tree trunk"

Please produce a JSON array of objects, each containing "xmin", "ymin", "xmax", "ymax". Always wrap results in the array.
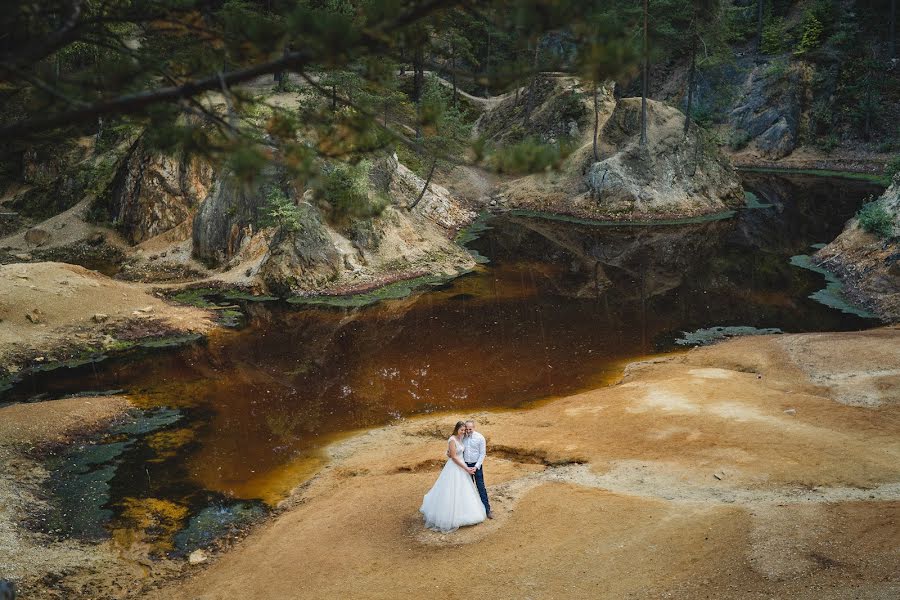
[
  {"xmin": 592, "ymin": 81, "xmax": 600, "ymax": 162},
  {"xmin": 414, "ymin": 45, "xmax": 424, "ymax": 140},
  {"xmin": 892, "ymin": 0, "xmax": 897, "ymax": 58},
  {"xmin": 413, "ymin": 45, "xmax": 424, "ymax": 102},
  {"xmin": 683, "ymin": 34, "xmax": 697, "ymax": 136},
  {"xmin": 485, "ymin": 29, "xmax": 492, "ymax": 96},
  {"xmin": 640, "ymin": 0, "xmax": 649, "ymax": 148},
  {"xmin": 409, "ymin": 158, "xmax": 437, "ymax": 210},
  {"xmin": 451, "ymin": 41, "xmax": 458, "ymax": 107},
  {"xmin": 864, "ymin": 84, "xmax": 872, "ymax": 140},
  {"xmin": 757, "ymin": 0, "xmax": 765, "ymax": 52},
  {"xmin": 524, "ymin": 41, "xmax": 540, "ymax": 126}
]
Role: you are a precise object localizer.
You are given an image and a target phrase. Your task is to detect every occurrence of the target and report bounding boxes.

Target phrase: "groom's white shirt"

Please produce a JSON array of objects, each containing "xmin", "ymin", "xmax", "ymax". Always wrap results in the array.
[{"xmin": 462, "ymin": 431, "xmax": 486, "ymax": 470}]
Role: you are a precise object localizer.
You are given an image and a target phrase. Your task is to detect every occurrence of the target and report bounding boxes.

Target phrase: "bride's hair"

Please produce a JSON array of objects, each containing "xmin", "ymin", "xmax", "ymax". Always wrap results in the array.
[{"xmin": 452, "ymin": 421, "xmax": 466, "ymax": 436}]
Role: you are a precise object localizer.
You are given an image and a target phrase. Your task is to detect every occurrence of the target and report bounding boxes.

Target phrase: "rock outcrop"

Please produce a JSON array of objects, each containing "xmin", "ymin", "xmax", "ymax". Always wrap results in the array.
[
  {"xmin": 191, "ymin": 173, "xmax": 270, "ymax": 267},
  {"xmin": 497, "ymin": 94, "xmax": 743, "ymax": 221},
  {"xmin": 726, "ymin": 58, "xmax": 803, "ymax": 160},
  {"xmin": 585, "ymin": 98, "xmax": 744, "ymax": 216},
  {"xmin": 816, "ymin": 179, "xmax": 900, "ymax": 322},
  {"xmin": 102, "ymin": 137, "xmax": 213, "ymax": 244}
]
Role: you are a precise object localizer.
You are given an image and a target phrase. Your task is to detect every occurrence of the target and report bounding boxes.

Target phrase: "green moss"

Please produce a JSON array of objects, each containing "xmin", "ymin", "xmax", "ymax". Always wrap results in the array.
[
  {"xmin": 454, "ymin": 212, "xmax": 493, "ymax": 264},
  {"xmin": 675, "ymin": 326, "xmax": 783, "ymax": 346},
  {"xmin": 789, "ymin": 254, "xmax": 877, "ymax": 319},
  {"xmin": 744, "ymin": 191, "xmax": 773, "ymax": 209},
  {"xmin": 738, "ymin": 167, "xmax": 890, "ymax": 185}
]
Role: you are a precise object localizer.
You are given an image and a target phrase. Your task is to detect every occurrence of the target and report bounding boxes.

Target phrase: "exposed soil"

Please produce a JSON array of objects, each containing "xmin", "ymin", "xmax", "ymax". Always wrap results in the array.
[
  {"xmin": 136, "ymin": 326, "xmax": 900, "ymax": 600},
  {"xmin": 0, "ymin": 262, "xmax": 215, "ymax": 376}
]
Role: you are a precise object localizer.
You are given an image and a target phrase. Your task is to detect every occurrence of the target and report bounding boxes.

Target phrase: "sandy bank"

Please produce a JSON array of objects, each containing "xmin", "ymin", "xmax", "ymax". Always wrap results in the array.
[
  {"xmin": 143, "ymin": 326, "xmax": 900, "ymax": 600},
  {"xmin": 0, "ymin": 261, "xmax": 215, "ymax": 376}
]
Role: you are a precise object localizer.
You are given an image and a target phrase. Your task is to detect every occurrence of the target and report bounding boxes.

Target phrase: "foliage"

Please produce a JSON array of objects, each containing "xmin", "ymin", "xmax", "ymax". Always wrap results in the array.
[
  {"xmin": 486, "ymin": 137, "xmax": 575, "ymax": 175},
  {"xmin": 856, "ymin": 200, "xmax": 895, "ymax": 239},
  {"xmin": 262, "ymin": 187, "xmax": 304, "ymax": 233},
  {"xmin": 764, "ymin": 57, "xmax": 789, "ymax": 80},
  {"xmin": 316, "ymin": 160, "xmax": 387, "ymax": 225},
  {"xmin": 816, "ymin": 133, "xmax": 839, "ymax": 153},
  {"xmin": 885, "ymin": 155, "xmax": 900, "ymax": 180},
  {"xmin": 761, "ymin": 17, "xmax": 788, "ymax": 54},
  {"xmin": 795, "ymin": 10, "xmax": 824, "ymax": 55}
]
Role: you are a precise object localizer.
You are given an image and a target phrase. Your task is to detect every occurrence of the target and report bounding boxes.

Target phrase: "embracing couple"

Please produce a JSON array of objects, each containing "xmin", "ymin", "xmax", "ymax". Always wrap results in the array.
[{"xmin": 420, "ymin": 419, "xmax": 493, "ymax": 533}]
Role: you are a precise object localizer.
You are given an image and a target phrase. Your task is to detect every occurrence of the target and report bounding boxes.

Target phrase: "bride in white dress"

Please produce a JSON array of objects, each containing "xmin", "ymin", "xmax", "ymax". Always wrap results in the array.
[{"xmin": 420, "ymin": 421, "xmax": 487, "ymax": 532}]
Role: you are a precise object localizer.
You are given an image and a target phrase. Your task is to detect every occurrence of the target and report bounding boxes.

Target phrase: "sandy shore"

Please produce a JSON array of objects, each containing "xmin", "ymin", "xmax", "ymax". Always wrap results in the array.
[
  {"xmin": 0, "ymin": 261, "xmax": 215, "ymax": 376},
  {"xmin": 136, "ymin": 326, "xmax": 900, "ymax": 600}
]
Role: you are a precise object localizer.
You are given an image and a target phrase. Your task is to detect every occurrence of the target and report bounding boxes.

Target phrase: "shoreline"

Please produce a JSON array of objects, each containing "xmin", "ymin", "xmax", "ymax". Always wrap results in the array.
[
  {"xmin": 3, "ymin": 326, "xmax": 899, "ymax": 598},
  {"xmin": 142, "ymin": 326, "xmax": 900, "ymax": 600}
]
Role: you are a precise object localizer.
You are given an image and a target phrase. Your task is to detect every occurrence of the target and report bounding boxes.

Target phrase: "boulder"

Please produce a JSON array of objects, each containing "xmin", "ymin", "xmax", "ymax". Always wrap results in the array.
[
  {"xmin": 24, "ymin": 228, "xmax": 50, "ymax": 247},
  {"xmin": 728, "ymin": 60, "xmax": 802, "ymax": 159},
  {"xmin": 192, "ymin": 173, "xmax": 270, "ymax": 267},
  {"xmin": 257, "ymin": 200, "xmax": 341, "ymax": 295},
  {"xmin": 585, "ymin": 98, "xmax": 744, "ymax": 216}
]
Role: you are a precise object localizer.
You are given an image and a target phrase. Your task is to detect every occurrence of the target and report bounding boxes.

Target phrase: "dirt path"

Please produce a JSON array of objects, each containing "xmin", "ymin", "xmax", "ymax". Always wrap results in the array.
[{"xmin": 142, "ymin": 327, "xmax": 900, "ymax": 600}]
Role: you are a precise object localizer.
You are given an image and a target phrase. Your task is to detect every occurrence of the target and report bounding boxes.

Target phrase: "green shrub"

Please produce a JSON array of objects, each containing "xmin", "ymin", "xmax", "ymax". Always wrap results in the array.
[
  {"xmin": 885, "ymin": 155, "xmax": 900, "ymax": 180},
  {"xmin": 317, "ymin": 160, "xmax": 387, "ymax": 224},
  {"xmin": 817, "ymin": 133, "xmax": 839, "ymax": 153},
  {"xmin": 262, "ymin": 187, "xmax": 303, "ymax": 233},
  {"xmin": 727, "ymin": 129, "xmax": 752, "ymax": 151},
  {"xmin": 856, "ymin": 200, "xmax": 894, "ymax": 238},
  {"xmin": 488, "ymin": 137, "xmax": 574, "ymax": 175},
  {"xmin": 765, "ymin": 58, "xmax": 789, "ymax": 80},
  {"xmin": 795, "ymin": 11, "xmax": 823, "ymax": 55},
  {"xmin": 761, "ymin": 17, "xmax": 787, "ymax": 54}
]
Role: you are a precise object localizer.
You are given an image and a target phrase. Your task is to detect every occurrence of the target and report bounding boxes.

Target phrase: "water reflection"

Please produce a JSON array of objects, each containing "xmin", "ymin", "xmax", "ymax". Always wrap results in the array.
[{"xmin": 3, "ymin": 173, "xmax": 882, "ymax": 549}]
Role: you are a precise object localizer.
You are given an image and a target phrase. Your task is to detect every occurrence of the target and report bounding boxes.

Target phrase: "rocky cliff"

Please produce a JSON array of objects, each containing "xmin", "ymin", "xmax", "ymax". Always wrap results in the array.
[{"xmin": 496, "ymin": 94, "xmax": 744, "ymax": 221}]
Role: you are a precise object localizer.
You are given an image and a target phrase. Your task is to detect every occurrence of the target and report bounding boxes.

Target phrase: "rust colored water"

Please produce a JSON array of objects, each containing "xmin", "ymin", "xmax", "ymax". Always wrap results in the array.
[{"xmin": 2, "ymin": 173, "xmax": 883, "ymax": 551}]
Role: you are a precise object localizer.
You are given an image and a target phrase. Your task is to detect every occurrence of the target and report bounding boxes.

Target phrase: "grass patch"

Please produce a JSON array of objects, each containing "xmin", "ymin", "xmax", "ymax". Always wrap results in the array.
[{"xmin": 856, "ymin": 200, "xmax": 895, "ymax": 238}]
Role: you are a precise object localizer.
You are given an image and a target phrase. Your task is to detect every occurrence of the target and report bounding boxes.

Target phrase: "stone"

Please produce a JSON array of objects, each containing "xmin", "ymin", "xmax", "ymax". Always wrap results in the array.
[
  {"xmin": 25, "ymin": 309, "xmax": 44, "ymax": 324},
  {"xmin": 784, "ymin": 408, "xmax": 796, "ymax": 416},
  {"xmin": 92, "ymin": 313, "xmax": 110, "ymax": 323},
  {"xmin": 586, "ymin": 98, "xmax": 743, "ymax": 215},
  {"xmin": 103, "ymin": 135, "xmax": 213, "ymax": 244},
  {"xmin": 24, "ymin": 228, "xmax": 50, "ymax": 247},
  {"xmin": 188, "ymin": 549, "xmax": 208, "ymax": 565}
]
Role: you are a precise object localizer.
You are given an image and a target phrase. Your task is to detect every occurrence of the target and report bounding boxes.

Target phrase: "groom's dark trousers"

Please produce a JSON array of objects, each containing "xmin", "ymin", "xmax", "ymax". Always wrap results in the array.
[{"xmin": 466, "ymin": 462, "xmax": 491, "ymax": 514}]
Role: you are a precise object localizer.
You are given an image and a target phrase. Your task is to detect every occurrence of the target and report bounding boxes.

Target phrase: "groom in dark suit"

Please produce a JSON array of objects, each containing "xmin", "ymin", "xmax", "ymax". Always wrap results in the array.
[{"xmin": 462, "ymin": 420, "xmax": 492, "ymax": 519}]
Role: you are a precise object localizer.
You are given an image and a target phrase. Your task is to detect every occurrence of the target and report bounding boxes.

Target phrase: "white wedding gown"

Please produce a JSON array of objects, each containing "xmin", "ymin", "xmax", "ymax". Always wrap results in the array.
[{"xmin": 420, "ymin": 437, "xmax": 487, "ymax": 532}]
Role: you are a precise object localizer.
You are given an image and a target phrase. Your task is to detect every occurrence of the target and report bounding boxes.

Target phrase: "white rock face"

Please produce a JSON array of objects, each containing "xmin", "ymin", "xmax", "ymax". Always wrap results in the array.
[{"xmin": 385, "ymin": 154, "xmax": 476, "ymax": 231}]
